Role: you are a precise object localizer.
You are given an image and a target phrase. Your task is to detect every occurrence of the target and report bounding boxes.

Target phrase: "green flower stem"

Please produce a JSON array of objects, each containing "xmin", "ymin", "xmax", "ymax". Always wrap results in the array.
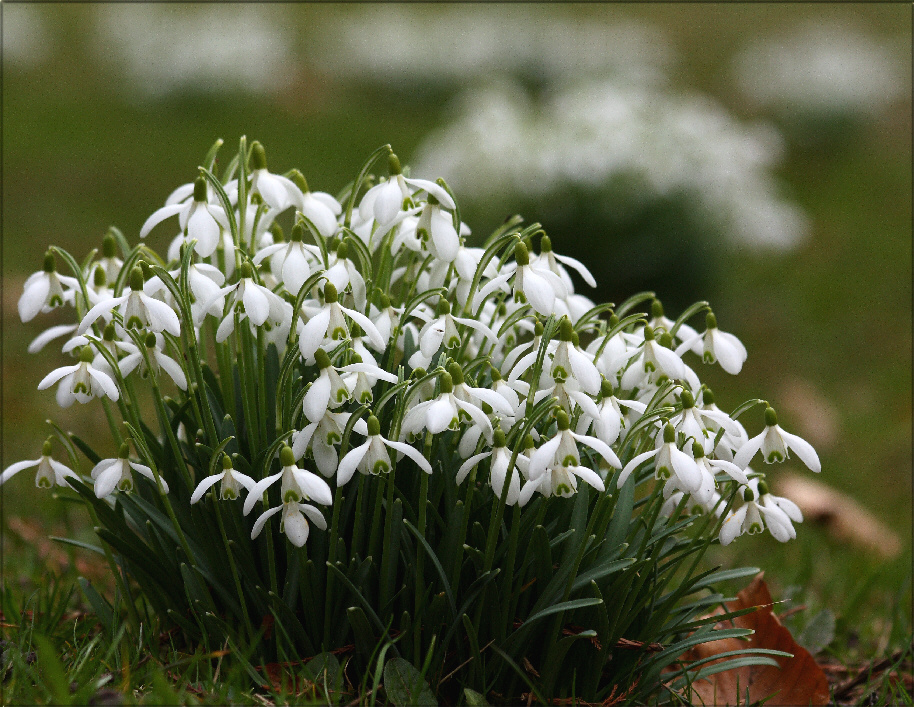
[
  {"xmin": 414, "ymin": 459, "xmax": 431, "ymax": 661},
  {"xmin": 256, "ymin": 326, "xmax": 269, "ymax": 443},
  {"xmin": 378, "ymin": 464, "xmax": 398, "ymax": 612},
  {"xmin": 150, "ymin": 378, "xmax": 194, "ymax": 489},
  {"xmin": 211, "ymin": 493, "xmax": 254, "ymax": 642},
  {"xmin": 497, "ymin": 504, "xmax": 522, "ymax": 641},
  {"xmin": 101, "ymin": 398, "xmax": 125, "ymax": 446},
  {"xmin": 367, "ymin": 470, "xmax": 385, "ymax": 567},
  {"xmin": 182, "ymin": 328, "xmax": 219, "ymax": 447},
  {"xmin": 510, "ymin": 500, "xmax": 548, "ymax": 620},
  {"xmin": 323, "ymin": 487, "xmax": 344, "ymax": 648},
  {"xmin": 235, "ymin": 317, "xmax": 262, "ymax": 455},
  {"xmin": 85, "ymin": 502, "xmax": 141, "ymax": 634},
  {"xmin": 351, "ymin": 475, "xmax": 368, "ymax": 559},
  {"xmin": 211, "ymin": 317, "xmax": 235, "ymax": 422},
  {"xmin": 449, "ymin": 463, "xmax": 478, "ymax": 590}
]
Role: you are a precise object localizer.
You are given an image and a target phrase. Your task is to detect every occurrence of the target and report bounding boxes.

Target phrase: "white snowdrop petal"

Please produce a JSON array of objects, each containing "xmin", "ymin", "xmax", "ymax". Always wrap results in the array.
[
  {"xmin": 337, "ymin": 442, "xmax": 370, "ymax": 485},
  {"xmin": 569, "ymin": 465, "xmax": 605, "ymax": 492},
  {"xmin": 251, "ymin": 506, "xmax": 283, "ymax": 539},
  {"xmin": 301, "ymin": 503, "xmax": 328, "ymax": 530},
  {"xmin": 140, "ymin": 203, "xmax": 185, "ymax": 240},
  {"xmin": 303, "ymin": 374, "xmax": 333, "ymax": 423},
  {"xmin": 383, "ymin": 439, "xmax": 433, "ymax": 474},
  {"xmin": 283, "ymin": 509, "xmax": 311, "ymax": 547},
  {"xmin": 779, "ymin": 428, "xmax": 821, "ymax": 473},
  {"xmin": 191, "ymin": 473, "xmax": 224, "ymax": 504},
  {"xmin": 38, "ymin": 364, "xmax": 81, "ymax": 390},
  {"xmin": 0, "ymin": 459, "xmax": 39, "ymax": 486},
  {"xmin": 456, "ymin": 451, "xmax": 491, "ymax": 485},
  {"xmin": 154, "ymin": 352, "xmax": 187, "ymax": 391}
]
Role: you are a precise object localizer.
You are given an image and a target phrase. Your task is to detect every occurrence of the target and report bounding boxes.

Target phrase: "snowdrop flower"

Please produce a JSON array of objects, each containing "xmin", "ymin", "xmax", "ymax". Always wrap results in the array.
[
  {"xmin": 410, "ymin": 299, "xmax": 497, "ymax": 370},
  {"xmin": 720, "ymin": 478, "xmax": 802, "ymax": 545},
  {"xmin": 527, "ymin": 410, "xmax": 621, "ymax": 497},
  {"xmin": 204, "ymin": 262, "xmax": 289, "ymax": 342},
  {"xmin": 416, "ymin": 194, "xmax": 460, "ymax": 263},
  {"xmin": 550, "ymin": 317, "xmax": 601, "ymax": 395},
  {"xmin": 401, "ymin": 371, "xmax": 494, "ymax": 442},
  {"xmin": 190, "ymin": 454, "xmax": 256, "ymax": 503},
  {"xmin": 359, "ymin": 152, "xmax": 454, "ymax": 227},
  {"xmin": 509, "ymin": 241, "xmax": 567, "ymax": 317},
  {"xmin": 18, "ymin": 253, "xmax": 78, "ymax": 322},
  {"xmin": 140, "ymin": 177, "xmax": 230, "ymax": 257},
  {"xmin": 95, "ymin": 233, "xmax": 124, "ymax": 284},
  {"xmin": 28, "ymin": 324, "xmax": 80, "ymax": 354},
  {"xmin": 458, "ymin": 429, "xmax": 536, "ymax": 506},
  {"xmin": 246, "ymin": 141, "xmax": 305, "ymax": 211},
  {"xmin": 144, "ymin": 255, "xmax": 226, "ymax": 323},
  {"xmin": 572, "ymin": 379, "xmax": 646, "ymax": 447},
  {"xmin": 38, "ymin": 345, "xmax": 120, "ymax": 407},
  {"xmin": 669, "ymin": 388, "xmax": 744, "ymax": 454},
  {"xmin": 697, "ymin": 387, "xmax": 748, "ymax": 461},
  {"xmin": 337, "ymin": 415, "xmax": 433, "ymax": 485},
  {"xmin": 689, "ymin": 440, "xmax": 750, "ymax": 499},
  {"xmin": 733, "ymin": 406, "xmax": 820, "ymax": 472},
  {"xmin": 0, "ymin": 440, "xmax": 79, "ymax": 489},
  {"xmin": 297, "ymin": 282, "xmax": 385, "ymax": 363},
  {"xmin": 287, "ymin": 170, "xmax": 343, "ymax": 239},
  {"xmin": 676, "ymin": 312, "xmax": 748, "ymax": 375},
  {"xmin": 78, "ymin": 266, "xmax": 180, "ymax": 337},
  {"xmin": 618, "ymin": 326, "xmax": 687, "ymax": 391},
  {"xmin": 534, "ymin": 235, "xmax": 597, "ymax": 293},
  {"xmin": 252, "ymin": 222, "xmax": 320, "ymax": 296},
  {"xmin": 92, "ymin": 442, "xmax": 168, "ymax": 498},
  {"xmin": 303, "ymin": 348, "xmax": 398, "ymax": 421},
  {"xmin": 292, "ymin": 410, "xmax": 353, "ymax": 478},
  {"xmin": 116, "ymin": 332, "xmax": 187, "ymax": 390},
  {"xmin": 341, "ymin": 352, "xmax": 399, "ymax": 405},
  {"xmin": 251, "ymin": 498, "xmax": 328, "ymax": 548},
  {"xmin": 647, "ymin": 299, "xmax": 700, "ymax": 350},
  {"xmin": 243, "ymin": 445, "xmax": 333, "ymax": 516},
  {"xmin": 325, "ymin": 240, "xmax": 368, "ymax": 311},
  {"xmin": 617, "ymin": 423, "xmax": 701, "ymax": 491}
]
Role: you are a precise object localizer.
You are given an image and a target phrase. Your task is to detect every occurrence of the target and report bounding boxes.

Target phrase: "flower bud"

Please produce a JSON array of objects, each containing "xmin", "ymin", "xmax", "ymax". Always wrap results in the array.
[
  {"xmin": 289, "ymin": 169, "xmax": 308, "ymax": 193},
  {"xmin": 663, "ymin": 423, "xmax": 676, "ymax": 444},
  {"xmin": 222, "ymin": 454, "xmax": 233, "ymax": 470},
  {"xmin": 43, "ymin": 252, "xmax": 56, "ymax": 273},
  {"xmin": 290, "ymin": 223, "xmax": 304, "ymax": 243},
  {"xmin": 324, "ymin": 282, "xmax": 338, "ymax": 303},
  {"xmin": 314, "ymin": 348, "xmax": 332, "ymax": 370},
  {"xmin": 706, "ymin": 311, "xmax": 718, "ymax": 330},
  {"xmin": 651, "ymin": 299, "xmax": 664, "ymax": 320},
  {"xmin": 93, "ymin": 266, "xmax": 106, "ymax": 288},
  {"xmin": 193, "ymin": 176, "xmax": 208, "ymax": 202},
  {"xmin": 559, "ymin": 317, "xmax": 574, "ymax": 342},
  {"xmin": 643, "ymin": 325, "xmax": 655, "ymax": 342},
  {"xmin": 523, "ymin": 434, "xmax": 535, "ymax": 450},
  {"xmin": 600, "ymin": 379, "xmax": 614, "ymax": 399},
  {"xmin": 658, "ymin": 331, "xmax": 673, "ymax": 349},
  {"xmin": 691, "ymin": 441, "xmax": 705, "ymax": 458},
  {"xmin": 436, "ymin": 298, "xmax": 451, "ymax": 316},
  {"xmin": 743, "ymin": 487, "xmax": 755, "ymax": 502},
  {"xmin": 540, "ymin": 235, "xmax": 553, "ymax": 253},
  {"xmin": 439, "ymin": 371, "xmax": 454, "ymax": 394},
  {"xmin": 144, "ymin": 333, "xmax": 157, "ymax": 349},
  {"xmin": 764, "ymin": 406, "xmax": 778, "ymax": 427},
  {"xmin": 379, "ymin": 293, "xmax": 391, "ymax": 309},
  {"xmin": 239, "ymin": 261, "xmax": 254, "ymax": 280},
  {"xmin": 250, "ymin": 141, "xmax": 268, "ymax": 171},
  {"xmin": 555, "ymin": 410, "xmax": 570, "ymax": 431},
  {"xmin": 79, "ymin": 345, "xmax": 94, "ymax": 363},
  {"xmin": 118, "ymin": 442, "xmax": 130, "ymax": 459},
  {"xmin": 493, "ymin": 429, "xmax": 507, "ymax": 447},
  {"xmin": 701, "ymin": 387, "xmax": 715, "ymax": 406},
  {"xmin": 447, "ymin": 362, "xmax": 464, "ymax": 386},
  {"xmin": 42, "ymin": 439, "xmax": 53, "ymax": 457},
  {"xmin": 757, "ymin": 480, "xmax": 770, "ymax": 496},
  {"xmin": 680, "ymin": 390, "xmax": 695, "ymax": 409},
  {"xmin": 607, "ymin": 312, "xmax": 619, "ymax": 329},
  {"xmin": 367, "ymin": 415, "xmax": 381, "ymax": 437},
  {"xmin": 336, "ymin": 240, "xmax": 349, "ymax": 260},
  {"xmin": 102, "ymin": 233, "xmax": 118, "ymax": 258},
  {"xmin": 411, "ymin": 367, "xmax": 426, "ymax": 380},
  {"xmin": 129, "ymin": 266, "xmax": 145, "ymax": 292},
  {"xmin": 280, "ymin": 445, "xmax": 296, "ymax": 467},
  {"xmin": 270, "ymin": 222, "xmax": 285, "ymax": 242},
  {"xmin": 387, "ymin": 152, "xmax": 402, "ymax": 176},
  {"xmin": 534, "ymin": 319, "xmax": 544, "ymax": 337},
  {"xmin": 514, "ymin": 241, "xmax": 530, "ymax": 267}
]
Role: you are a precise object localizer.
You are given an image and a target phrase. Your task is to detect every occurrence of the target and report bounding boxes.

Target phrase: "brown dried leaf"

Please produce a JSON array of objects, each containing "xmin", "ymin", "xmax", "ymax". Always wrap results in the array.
[{"xmin": 681, "ymin": 573, "xmax": 829, "ymax": 706}]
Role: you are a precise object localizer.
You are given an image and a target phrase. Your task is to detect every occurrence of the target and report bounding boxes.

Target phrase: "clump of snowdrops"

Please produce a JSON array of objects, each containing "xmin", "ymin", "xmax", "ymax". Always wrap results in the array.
[{"xmin": 4, "ymin": 138, "xmax": 821, "ymax": 704}]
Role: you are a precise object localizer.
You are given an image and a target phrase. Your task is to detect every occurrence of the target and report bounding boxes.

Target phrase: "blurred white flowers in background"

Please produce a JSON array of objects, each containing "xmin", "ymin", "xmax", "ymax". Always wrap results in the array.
[
  {"xmin": 733, "ymin": 20, "xmax": 908, "ymax": 120},
  {"xmin": 91, "ymin": 5, "xmax": 294, "ymax": 98},
  {"xmin": 414, "ymin": 80, "xmax": 809, "ymax": 252}
]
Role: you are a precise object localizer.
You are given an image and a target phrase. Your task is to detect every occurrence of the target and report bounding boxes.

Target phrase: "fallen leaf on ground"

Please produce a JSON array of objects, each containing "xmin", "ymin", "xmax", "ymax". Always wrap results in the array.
[
  {"xmin": 679, "ymin": 573, "xmax": 829, "ymax": 706},
  {"xmin": 777, "ymin": 474, "xmax": 901, "ymax": 558}
]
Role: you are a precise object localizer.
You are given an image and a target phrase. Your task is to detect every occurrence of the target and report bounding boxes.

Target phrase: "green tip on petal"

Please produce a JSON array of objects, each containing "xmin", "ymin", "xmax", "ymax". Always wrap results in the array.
[
  {"xmin": 743, "ymin": 487, "xmax": 755, "ymax": 502},
  {"xmin": 43, "ymin": 252, "xmax": 56, "ymax": 273},
  {"xmin": 129, "ymin": 266, "xmax": 144, "ymax": 292},
  {"xmin": 239, "ymin": 261, "xmax": 254, "ymax": 280},
  {"xmin": 79, "ymin": 345, "xmax": 95, "ymax": 363},
  {"xmin": 93, "ymin": 266, "xmax": 106, "ymax": 288},
  {"xmin": 663, "ymin": 424, "xmax": 676, "ymax": 444},
  {"xmin": 367, "ymin": 415, "xmax": 381, "ymax": 436},
  {"xmin": 324, "ymin": 282, "xmax": 338, "ymax": 303},
  {"xmin": 559, "ymin": 317, "xmax": 574, "ymax": 342},
  {"xmin": 42, "ymin": 439, "xmax": 53, "ymax": 457},
  {"xmin": 680, "ymin": 390, "xmax": 695, "ymax": 409},
  {"xmin": 540, "ymin": 235, "xmax": 552, "ymax": 253},
  {"xmin": 705, "ymin": 311, "xmax": 717, "ymax": 330},
  {"xmin": 289, "ymin": 169, "xmax": 308, "ymax": 193},
  {"xmin": 643, "ymin": 325, "xmax": 655, "ymax": 342},
  {"xmin": 691, "ymin": 441, "xmax": 705, "ymax": 458},
  {"xmin": 222, "ymin": 453, "xmax": 233, "ymax": 470},
  {"xmin": 651, "ymin": 299, "xmax": 664, "ymax": 319},
  {"xmin": 514, "ymin": 241, "xmax": 530, "ymax": 267},
  {"xmin": 250, "ymin": 141, "xmax": 267, "ymax": 171},
  {"xmin": 534, "ymin": 319, "xmax": 544, "ymax": 337},
  {"xmin": 193, "ymin": 177, "xmax": 208, "ymax": 202},
  {"xmin": 600, "ymin": 379, "xmax": 614, "ymax": 399},
  {"xmin": 387, "ymin": 152, "xmax": 402, "ymax": 175},
  {"xmin": 336, "ymin": 240, "xmax": 349, "ymax": 260},
  {"xmin": 436, "ymin": 298, "xmax": 451, "ymax": 316},
  {"xmin": 555, "ymin": 410, "xmax": 570, "ymax": 431},
  {"xmin": 439, "ymin": 371, "xmax": 454, "ymax": 394},
  {"xmin": 314, "ymin": 348, "xmax": 332, "ymax": 370},
  {"xmin": 118, "ymin": 442, "xmax": 130, "ymax": 459},
  {"xmin": 764, "ymin": 406, "xmax": 778, "ymax": 427},
  {"xmin": 102, "ymin": 233, "xmax": 117, "ymax": 258},
  {"xmin": 493, "ymin": 429, "xmax": 506, "ymax": 447},
  {"xmin": 446, "ymin": 361, "xmax": 464, "ymax": 386},
  {"xmin": 280, "ymin": 445, "xmax": 296, "ymax": 467}
]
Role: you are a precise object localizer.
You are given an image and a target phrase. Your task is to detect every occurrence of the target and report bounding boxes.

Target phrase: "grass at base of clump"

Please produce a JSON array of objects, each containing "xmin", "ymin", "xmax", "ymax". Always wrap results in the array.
[{"xmin": 3, "ymin": 531, "xmax": 910, "ymax": 707}]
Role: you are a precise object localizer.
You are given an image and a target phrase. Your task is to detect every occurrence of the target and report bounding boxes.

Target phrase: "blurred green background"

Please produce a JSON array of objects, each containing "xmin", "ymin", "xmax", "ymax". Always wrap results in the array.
[{"xmin": 3, "ymin": 3, "xmax": 910, "ymax": 660}]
